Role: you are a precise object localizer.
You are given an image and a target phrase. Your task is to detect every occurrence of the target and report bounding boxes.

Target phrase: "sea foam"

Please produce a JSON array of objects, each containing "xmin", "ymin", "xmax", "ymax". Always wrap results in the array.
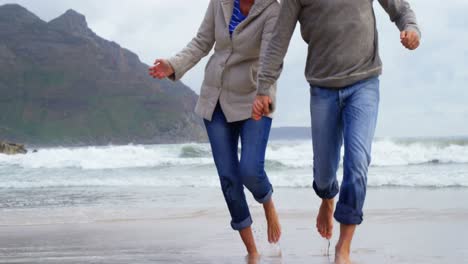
[{"xmin": 1, "ymin": 139, "xmax": 468, "ymax": 170}]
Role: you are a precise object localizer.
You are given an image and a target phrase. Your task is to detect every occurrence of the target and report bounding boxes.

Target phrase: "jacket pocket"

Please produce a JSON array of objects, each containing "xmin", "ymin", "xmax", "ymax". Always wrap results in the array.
[
  {"xmin": 203, "ymin": 55, "xmax": 220, "ymax": 88},
  {"xmin": 250, "ymin": 64, "xmax": 258, "ymax": 87},
  {"xmin": 225, "ymin": 61, "xmax": 256, "ymax": 94}
]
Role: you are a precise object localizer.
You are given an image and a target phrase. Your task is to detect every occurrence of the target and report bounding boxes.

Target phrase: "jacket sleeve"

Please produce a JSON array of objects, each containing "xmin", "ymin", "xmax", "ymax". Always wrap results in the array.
[
  {"xmin": 257, "ymin": 0, "xmax": 300, "ymax": 97},
  {"xmin": 378, "ymin": 0, "xmax": 421, "ymax": 39},
  {"xmin": 257, "ymin": 3, "xmax": 280, "ymax": 110},
  {"xmin": 167, "ymin": 0, "xmax": 216, "ymax": 81}
]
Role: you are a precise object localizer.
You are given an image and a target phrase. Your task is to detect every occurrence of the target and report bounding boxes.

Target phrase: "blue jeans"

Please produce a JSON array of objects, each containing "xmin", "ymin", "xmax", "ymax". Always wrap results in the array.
[
  {"xmin": 310, "ymin": 77, "xmax": 380, "ymax": 225},
  {"xmin": 204, "ymin": 103, "xmax": 273, "ymax": 231}
]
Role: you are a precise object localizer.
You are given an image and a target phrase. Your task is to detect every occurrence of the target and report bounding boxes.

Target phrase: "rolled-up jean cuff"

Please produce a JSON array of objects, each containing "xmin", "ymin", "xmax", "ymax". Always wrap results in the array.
[
  {"xmin": 231, "ymin": 216, "xmax": 253, "ymax": 231},
  {"xmin": 313, "ymin": 182, "xmax": 339, "ymax": 200},
  {"xmin": 255, "ymin": 187, "xmax": 273, "ymax": 204},
  {"xmin": 334, "ymin": 207, "xmax": 364, "ymax": 225}
]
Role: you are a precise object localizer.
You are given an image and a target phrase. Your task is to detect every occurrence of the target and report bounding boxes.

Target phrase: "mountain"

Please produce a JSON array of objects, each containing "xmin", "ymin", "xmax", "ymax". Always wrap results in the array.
[{"xmin": 0, "ymin": 4, "xmax": 205, "ymax": 146}]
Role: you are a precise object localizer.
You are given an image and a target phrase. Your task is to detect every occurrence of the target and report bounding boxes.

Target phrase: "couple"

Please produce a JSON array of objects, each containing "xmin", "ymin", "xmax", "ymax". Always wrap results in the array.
[{"xmin": 149, "ymin": 0, "xmax": 420, "ymax": 263}]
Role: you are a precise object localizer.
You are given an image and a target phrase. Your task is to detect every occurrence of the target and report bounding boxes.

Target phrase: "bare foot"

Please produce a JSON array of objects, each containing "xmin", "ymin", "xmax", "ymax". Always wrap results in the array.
[
  {"xmin": 334, "ymin": 224, "xmax": 356, "ymax": 264},
  {"xmin": 335, "ymin": 243, "xmax": 351, "ymax": 264},
  {"xmin": 316, "ymin": 199, "xmax": 334, "ymax": 239},
  {"xmin": 246, "ymin": 253, "xmax": 260, "ymax": 264},
  {"xmin": 239, "ymin": 226, "xmax": 259, "ymax": 256},
  {"xmin": 263, "ymin": 199, "xmax": 282, "ymax": 243}
]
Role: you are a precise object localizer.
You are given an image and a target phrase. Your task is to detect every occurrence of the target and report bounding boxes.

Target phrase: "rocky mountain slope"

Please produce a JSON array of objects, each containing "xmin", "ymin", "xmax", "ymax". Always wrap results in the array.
[{"xmin": 0, "ymin": 4, "xmax": 205, "ymax": 146}]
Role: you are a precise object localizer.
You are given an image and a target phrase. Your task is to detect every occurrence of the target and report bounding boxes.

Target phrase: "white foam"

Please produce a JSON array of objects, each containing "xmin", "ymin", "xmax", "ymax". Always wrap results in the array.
[
  {"xmin": 371, "ymin": 140, "xmax": 468, "ymax": 166},
  {"xmin": 1, "ymin": 139, "xmax": 467, "ymax": 170},
  {"xmin": 0, "ymin": 139, "xmax": 468, "ymax": 188},
  {"xmin": 0, "ymin": 144, "xmax": 213, "ymax": 170}
]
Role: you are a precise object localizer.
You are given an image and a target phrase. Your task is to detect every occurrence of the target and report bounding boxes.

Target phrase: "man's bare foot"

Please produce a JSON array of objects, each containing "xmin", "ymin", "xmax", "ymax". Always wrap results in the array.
[
  {"xmin": 263, "ymin": 198, "xmax": 281, "ymax": 243},
  {"xmin": 334, "ymin": 224, "xmax": 356, "ymax": 264},
  {"xmin": 335, "ymin": 242, "xmax": 351, "ymax": 264},
  {"xmin": 316, "ymin": 199, "xmax": 334, "ymax": 239}
]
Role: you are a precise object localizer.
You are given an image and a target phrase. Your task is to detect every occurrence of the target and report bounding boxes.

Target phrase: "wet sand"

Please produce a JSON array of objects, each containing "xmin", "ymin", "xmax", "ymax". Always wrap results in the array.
[{"xmin": 1, "ymin": 188, "xmax": 468, "ymax": 263}]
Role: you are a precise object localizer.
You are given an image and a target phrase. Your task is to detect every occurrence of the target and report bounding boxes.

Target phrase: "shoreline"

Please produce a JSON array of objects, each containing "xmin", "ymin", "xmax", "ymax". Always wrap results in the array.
[
  {"xmin": 1, "ymin": 188, "xmax": 467, "ymax": 263},
  {"xmin": 2, "ymin": 134, "xmax": 467, "ymax": 149}
]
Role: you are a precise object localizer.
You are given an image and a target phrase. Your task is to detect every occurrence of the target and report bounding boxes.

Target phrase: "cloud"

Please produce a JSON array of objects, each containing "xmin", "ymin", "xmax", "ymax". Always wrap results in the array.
[{"xmin": 1, "ymin": 0, "xmax": 467, "ymax": 136}]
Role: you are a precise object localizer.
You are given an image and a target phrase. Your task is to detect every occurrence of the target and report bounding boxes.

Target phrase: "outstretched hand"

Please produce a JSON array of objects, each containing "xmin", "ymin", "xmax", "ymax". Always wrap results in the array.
[
  {"xmin": 400, "ymin": 31, "xmax": 420, "ymax": 50},
  {"xmin": 149, "ymin": 59, "xmax": 174, "ymax": 79},
  {"xmin": 252, "ymin": 95, "xmax": 272, "ymax": 121}
]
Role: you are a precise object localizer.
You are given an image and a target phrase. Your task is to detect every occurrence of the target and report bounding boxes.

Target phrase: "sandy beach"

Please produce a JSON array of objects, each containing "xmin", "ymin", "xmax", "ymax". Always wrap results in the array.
[{"xmin": 1, "ymin": 187, "xmax": 467, "ymax": 263}]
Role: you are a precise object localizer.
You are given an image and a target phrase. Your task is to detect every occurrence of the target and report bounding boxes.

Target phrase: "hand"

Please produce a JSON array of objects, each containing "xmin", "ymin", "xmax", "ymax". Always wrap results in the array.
[
  {"xmin": 400, "ymin": 31, "xmax": 420, "ymax": 50},
  {"xmin": 251, "ymin": 95, "xmax": 272, "ymax": 121},
  {"xmin": 149, "ymin": 59, "xmax": 174, "ymax": 79}
]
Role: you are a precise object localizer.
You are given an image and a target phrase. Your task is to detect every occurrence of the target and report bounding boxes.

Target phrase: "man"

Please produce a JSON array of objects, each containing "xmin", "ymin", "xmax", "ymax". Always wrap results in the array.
[{"xmin": 251, "ymin": 0, "xmax": 420, "ymax": 263}]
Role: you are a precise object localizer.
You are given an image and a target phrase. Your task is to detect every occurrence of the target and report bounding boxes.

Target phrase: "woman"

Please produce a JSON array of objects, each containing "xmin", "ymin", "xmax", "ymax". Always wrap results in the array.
[{"xmin": 149, "ymin": 0, "xmax": 280, "ymax": 257}]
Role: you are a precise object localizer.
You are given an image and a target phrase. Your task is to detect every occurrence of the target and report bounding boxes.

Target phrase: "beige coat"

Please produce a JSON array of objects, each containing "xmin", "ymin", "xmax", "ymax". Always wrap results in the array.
[{"xmin": 168, "ymin": 0, "xmax": 279, "ymax": 122}]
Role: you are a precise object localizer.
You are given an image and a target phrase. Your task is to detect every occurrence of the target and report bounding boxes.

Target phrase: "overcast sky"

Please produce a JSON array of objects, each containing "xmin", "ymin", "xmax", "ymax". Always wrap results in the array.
[{"xmin": 1, "ymin": 0, "xmax": 467, "ymax": 137}]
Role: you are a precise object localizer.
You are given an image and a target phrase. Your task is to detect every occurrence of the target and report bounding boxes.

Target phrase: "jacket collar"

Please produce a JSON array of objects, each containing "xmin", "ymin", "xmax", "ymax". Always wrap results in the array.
[{"xmin": 221, "ymin": 0, "xmax": 276, "ymax": 27}]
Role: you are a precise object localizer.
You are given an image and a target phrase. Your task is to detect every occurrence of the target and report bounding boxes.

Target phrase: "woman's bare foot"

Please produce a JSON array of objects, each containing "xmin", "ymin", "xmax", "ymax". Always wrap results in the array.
[
  {"xmin": 246, "ymin": 252, "xmax": 261, "ymax": 264},
  {"xmin": 263, "ymin": 198, "xmax": 281, "ymax": 243},
  {"xmin": 316, "ymin": 199, "xmax": 334, "ymax": 239},
  {"xmin": 239, "ymin": 226, "xmax": 259, "ymax": 256}
]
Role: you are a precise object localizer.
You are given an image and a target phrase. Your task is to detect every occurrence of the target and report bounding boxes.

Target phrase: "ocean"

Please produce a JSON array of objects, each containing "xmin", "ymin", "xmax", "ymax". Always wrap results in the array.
[
  {"xmin": 1, "ymin": 137, "xmax": 467, "ymax": 216},
  {"xmin": 1, "ymin": 138, "xmax": 467, "ymax": 190}
]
